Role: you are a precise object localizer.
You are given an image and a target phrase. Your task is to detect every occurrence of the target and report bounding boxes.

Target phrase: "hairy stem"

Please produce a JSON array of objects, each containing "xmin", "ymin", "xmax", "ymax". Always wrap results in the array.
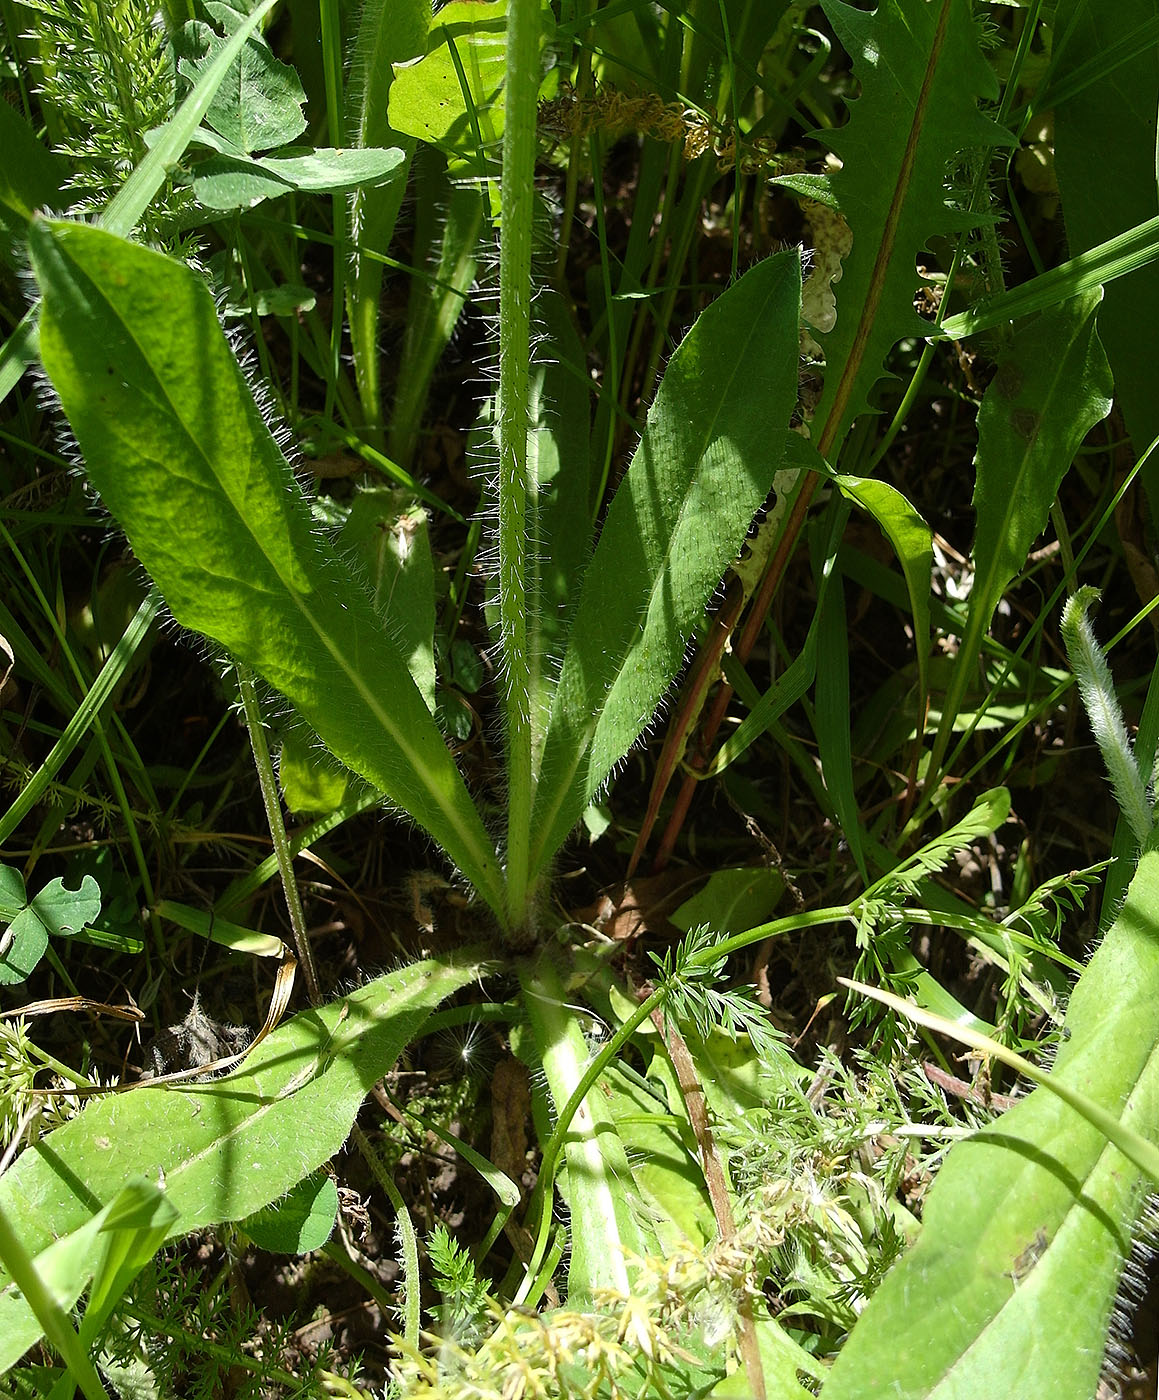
[{"xmin": 497, "ymin": 0, "xmax": 542, "ymax": 929}]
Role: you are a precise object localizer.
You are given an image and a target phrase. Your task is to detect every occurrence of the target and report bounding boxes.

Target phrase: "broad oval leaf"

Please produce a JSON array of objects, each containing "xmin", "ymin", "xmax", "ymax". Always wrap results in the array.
[
  {"xmin": 28, "ymin": 219, "xmax": 505, "ymax": 919},
  {"xmin": 174, "ymin": 3, "xmax": 307, "ymax": 155},
  {"xmin": 824, "ymin": 850, "xmax": 1159, "ymax": 1400},
  {"xmin": 193, "ymin": 145, "xmax": 406, "ymax": 209},
  {"xmin": 242, "ymin": 1171, "xmax": 339, "ymax": 1254},
  {"xmin": 0, "ymin": 953, "xmax": 489, "ymax": 1360},
  {"xmin": 528, "ymin": 251, "xmax": 803, "ymax": 875}
]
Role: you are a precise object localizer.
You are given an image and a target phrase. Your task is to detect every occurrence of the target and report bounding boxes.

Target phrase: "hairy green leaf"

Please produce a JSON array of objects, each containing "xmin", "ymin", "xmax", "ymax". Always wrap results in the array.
[
  {"xmin": 342, "ymin": 487, "xmax": 437, "ymax": 712},
  {"xmin": 192, "ymin": 145, "xmax": 405, "ymax": 209},
  {"xmin": 528, "ymin": 251, "xmax": 803, "ymax": 876},
  {"xmin": 0, "ymin": 955, "xmax": 488, "ymax": 1360},
  {"xmin": 825, "ymin": 851, "xmax": 1159, "ymax": 1400},
  {"xmin": 29, "ymin": 219, "xmax": 505, "ymax": 918}
]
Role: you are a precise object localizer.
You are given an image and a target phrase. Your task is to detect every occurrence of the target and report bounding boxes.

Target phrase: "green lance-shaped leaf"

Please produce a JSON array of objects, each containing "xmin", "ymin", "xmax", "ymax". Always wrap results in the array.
[
  {"xmin": 528, "ymin": 251, "xmax": 803, "ymax": 877},
  {"xmin": 931, "ymin": 291, "xmax": 1113, "ymax": 778},
  {"xmin": 0, "ymin": 954, "xmax": 488, "ymax": 1364},
  {"xmin": 809, "ymin": 0, "xmax": 1011, "ymax": 451},
  {"xmin": 835, "ymin": 474, "xmax": 932, "ymax": 715},
  {"xmin": 345, "ymin": 0, "xmax": 429, "ymax": 441},
  {"xmin": 824, "ymin": 849, "xmax": 1159, "ymax": 1400},
  {"xmin": 28, "ymin": 219, "xmax": 505, "ymax": 919},
  {"xmin": 1053, "ymin": 0, "xmax": 1159, "ymax": 517}
]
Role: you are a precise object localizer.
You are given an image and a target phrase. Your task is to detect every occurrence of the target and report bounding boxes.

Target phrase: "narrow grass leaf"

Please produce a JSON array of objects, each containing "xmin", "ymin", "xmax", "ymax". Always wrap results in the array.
[
  {"xmin": 940, "ymin": 215, "xmax": 1159, "ymax": 341},
  {"xmin": 529, "ymin": 251, "xmax": 802, "ymax": 875},
  {"xmin": 1053, "ymin": 0, "xmax": 1159, "ymax": 515},
  {"xmin": 0, "ymin": 593, "xmax": 160, "ymax": 847},
  {"xmin": 835, "ymin": 474, "xmax": 932, "ymax": 713},
  {"xmin": 932, "ymin": 291, "xmax": 1112, "ymax": 776},
  {"xmin": 345, "ymin": 0, "xmax": 428, "ymax": 439},
  {"xmin": 816, "ymin": 551, "xmax": 866, "ymax": 879},
  {"xmin": 388, "ymin": 170, "xmax": 482, "ymax": 466},
  {"xmin": 29, "ymin": 220, "xmax": 505, "ymax": 917},
  {"xmin": 825, "ymin": 850, "xmax": 1159, "ymax": 1400},
  {"xmin": 0, "ymin": 955, "xmax": 489, "ymax": 1360}
]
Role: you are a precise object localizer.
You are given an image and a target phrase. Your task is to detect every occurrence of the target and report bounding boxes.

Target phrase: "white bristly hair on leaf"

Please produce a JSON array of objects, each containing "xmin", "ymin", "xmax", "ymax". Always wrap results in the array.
[{"xmin": 1061, "ymin": 587, "xmax": 1154, "ymax": 848}]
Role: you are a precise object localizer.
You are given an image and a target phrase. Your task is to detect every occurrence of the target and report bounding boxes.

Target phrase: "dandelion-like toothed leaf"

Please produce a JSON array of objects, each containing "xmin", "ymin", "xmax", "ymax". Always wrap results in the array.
[
  {"xmin": 809, "ymin": 0, "xmax": 1013, "ymax": 448},
  {"xmin": 1054, "ymin": 0, "xmax": 1159, "ymax": 513},
  {"xmin": 931, "ymin": 293, "xmax": 1113, "ymax": 773},
  {"xmin": 29, "ymin": 219, "xmax": 505, "ymax": 918}
]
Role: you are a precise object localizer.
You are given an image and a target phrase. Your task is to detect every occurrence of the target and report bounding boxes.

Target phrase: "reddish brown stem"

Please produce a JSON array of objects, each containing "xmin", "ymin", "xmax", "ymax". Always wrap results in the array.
[
  {"xmin": 651, "ymin": 473, "xmax": 822, "ymax": 871},
  {"xmin": 653, "ymin": 1007, "xmax": 766, "ymax": 1400},
  {"xmin": 638, "ymin": 0, "xmax": 955, "ymax": 871}
]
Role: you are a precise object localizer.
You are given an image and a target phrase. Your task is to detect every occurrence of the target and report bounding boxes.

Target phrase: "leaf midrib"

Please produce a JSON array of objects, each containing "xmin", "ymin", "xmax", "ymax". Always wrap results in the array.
[
  {"xmin": 48, "ymin": 229, "xmax": 502, "ymax": 909},
  {"xmin": 528, "ymin": 264, "xmax": 789, "ymax": 873}
]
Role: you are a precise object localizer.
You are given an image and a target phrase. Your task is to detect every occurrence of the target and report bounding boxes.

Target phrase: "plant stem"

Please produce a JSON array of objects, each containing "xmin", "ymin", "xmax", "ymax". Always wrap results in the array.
[
  {"xmin": 236, "ymin": 667, "xmax": 321, "ymax": 1004},
  {"xmin": 0, "ymin": 1201, "xmax": 112, "ymax": 1400},
  {"xmin": 516, "ymin": 952, "xmax": 644, "ymax": 1304},
  {"xmin": 497, "ymin": 0, "xmax": 541, "ymax": 930},
  {"xmin": 351, "ymin": 1123, "xmax": 421, "ymax": 1348}
]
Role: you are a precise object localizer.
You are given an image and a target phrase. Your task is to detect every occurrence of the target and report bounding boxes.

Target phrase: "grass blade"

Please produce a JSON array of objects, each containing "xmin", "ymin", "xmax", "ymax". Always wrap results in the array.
[{"xmin": 939, "ymin": 215, "xmax": 1159, "ymax": 340}]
